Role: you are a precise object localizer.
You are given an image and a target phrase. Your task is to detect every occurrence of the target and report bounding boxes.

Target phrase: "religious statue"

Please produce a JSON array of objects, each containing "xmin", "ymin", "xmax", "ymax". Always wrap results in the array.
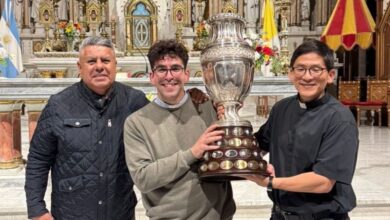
[
  {"xmin": 13, "ymin": 0, "xmax": 24, "ymax": 27},
  {"xmin": 192, "ymin": 0, "xmax": 206, "ymax": 27},
  {"xmin": 301, "ymin": 0, "xmax": 310, "ymax": 21},
  {"xmin": 57, "ymin": 0, "xmax": 68, "ymax": 21},
  {"xmin": 245, "ymin": 0, "xmax": 259, "ymax": 34},
  {"xmin": 30, "ymin": 0, "xmax": 41, "ymax": 23}
]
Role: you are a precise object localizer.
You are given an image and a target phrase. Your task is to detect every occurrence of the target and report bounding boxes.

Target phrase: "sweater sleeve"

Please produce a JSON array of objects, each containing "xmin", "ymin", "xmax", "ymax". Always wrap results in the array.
[
  {"xmin": 25, "ymin": 100, "xmax": 58, "ymax": 218},
  {"xmin": 123, "ymin": 116, "xmax": 198, "ymax": 193}
]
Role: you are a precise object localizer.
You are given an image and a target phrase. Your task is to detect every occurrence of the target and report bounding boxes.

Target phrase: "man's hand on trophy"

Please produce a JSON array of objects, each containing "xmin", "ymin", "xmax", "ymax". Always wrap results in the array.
[
  {"xmin": 242, "ymin": 164, "xmax": 275, "ymax": 187},
  {"xmin": 216, "ymin": 103, "xmax": 243, "ymax": 120},
  {"xmin": 187, "ymin": 88, "xmax": 209, "ymax": 104},
  {"xmin": 216, "ymin": 105, "xmax": 225, "ymax": 120},
  {"xmin": 191, "ymin": 124, "xmax": 224, "ymax": 159}
]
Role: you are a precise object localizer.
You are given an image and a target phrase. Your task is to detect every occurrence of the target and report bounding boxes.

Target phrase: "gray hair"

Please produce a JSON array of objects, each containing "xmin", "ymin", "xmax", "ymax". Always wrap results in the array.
[{"xmin": 79, "ymin": 37, "xmax": 115, "ymax": 54}]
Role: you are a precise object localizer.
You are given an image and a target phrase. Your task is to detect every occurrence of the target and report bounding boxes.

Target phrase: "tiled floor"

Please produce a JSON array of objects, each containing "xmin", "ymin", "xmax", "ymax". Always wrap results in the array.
[{"xmin": 1, "ymin": 114, "xmax": 390, "ymax": 219}]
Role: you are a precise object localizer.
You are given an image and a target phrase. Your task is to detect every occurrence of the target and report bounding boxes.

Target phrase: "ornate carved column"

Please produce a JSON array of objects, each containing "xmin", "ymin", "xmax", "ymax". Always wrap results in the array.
[
  {"xmin": 275, "ymin": 0, "xmax": 291, "ymax": 74},
  {"xmin": 0, "ymin": 101, "xmax": 23, "ymax": 169},
  {"xmin": 25, "ymin": 101, "xmax": 47, "ymax": 142},
  {"xmin": 245, "ymin": 0, "xmax": 260, "ymax": 35}
]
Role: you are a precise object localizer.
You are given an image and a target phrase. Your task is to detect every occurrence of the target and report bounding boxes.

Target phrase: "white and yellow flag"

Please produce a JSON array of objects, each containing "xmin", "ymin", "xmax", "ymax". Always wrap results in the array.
[{"xmin": 262, "ymin": 0, "xmax": 280, "ymax": 50}]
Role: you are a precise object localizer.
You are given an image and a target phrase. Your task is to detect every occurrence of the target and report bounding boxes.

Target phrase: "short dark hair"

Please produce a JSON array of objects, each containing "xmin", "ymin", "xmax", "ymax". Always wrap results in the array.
[
  {"xmin": 290, "ymin": 39, "xmax": 334, "ymax": 70},
  {"xmin": 147, "ymin": 39, "xmax": 189, "ymax": 69}
]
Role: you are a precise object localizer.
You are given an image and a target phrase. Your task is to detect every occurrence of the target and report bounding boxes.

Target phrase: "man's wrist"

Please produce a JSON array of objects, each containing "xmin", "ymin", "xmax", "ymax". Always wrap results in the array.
[{"xmin": 267, "ymin": 176, "xmax": 274, "ymax": 192}]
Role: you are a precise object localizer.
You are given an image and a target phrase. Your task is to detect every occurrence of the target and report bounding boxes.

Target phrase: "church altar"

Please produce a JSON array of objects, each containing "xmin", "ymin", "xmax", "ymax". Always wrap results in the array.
[
  {"xmin": 0, "ymin": 76, "xmax": 295, "ymax": 169},
  {"xmin": 0, "ymin": 77, "xmax": 296, "ymax": 101}
]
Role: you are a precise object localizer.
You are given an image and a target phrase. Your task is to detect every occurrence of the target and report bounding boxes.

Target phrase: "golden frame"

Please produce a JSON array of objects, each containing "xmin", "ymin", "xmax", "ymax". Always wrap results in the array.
[{"xmin": 124, "ymin": 0, "xmax": 158, "ymax": 55}]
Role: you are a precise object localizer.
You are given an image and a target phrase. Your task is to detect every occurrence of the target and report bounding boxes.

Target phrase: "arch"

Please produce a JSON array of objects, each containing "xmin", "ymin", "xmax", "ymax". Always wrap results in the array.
[{"xmin": 124, "ymin": 0, "xmax": 158, "ymax": 55}]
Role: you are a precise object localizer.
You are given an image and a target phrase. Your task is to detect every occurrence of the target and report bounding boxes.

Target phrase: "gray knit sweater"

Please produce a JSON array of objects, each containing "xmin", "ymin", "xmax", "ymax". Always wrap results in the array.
[{"xmin": 124, "ymin": 98, "xmax": 235, "ymax": 220}]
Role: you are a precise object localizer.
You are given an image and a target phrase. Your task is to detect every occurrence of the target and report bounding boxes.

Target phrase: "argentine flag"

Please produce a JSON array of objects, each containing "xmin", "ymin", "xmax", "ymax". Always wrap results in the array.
[{"xmin": 0, "ymin": 0, "xmax": 23, "ymax": 78}]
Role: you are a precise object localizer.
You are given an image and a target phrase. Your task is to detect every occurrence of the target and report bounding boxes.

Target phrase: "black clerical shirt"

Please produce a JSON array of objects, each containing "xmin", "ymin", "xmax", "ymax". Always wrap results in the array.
[{"xmin": 255, "ymin": 93, "xmax": 359, "ymax": 215}]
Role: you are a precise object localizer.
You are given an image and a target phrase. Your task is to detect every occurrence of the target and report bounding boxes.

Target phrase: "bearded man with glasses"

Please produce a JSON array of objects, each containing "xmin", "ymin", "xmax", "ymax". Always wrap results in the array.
[{"xmin": 123, "ymin": 39, "xmax": 236, "ymax": 219}]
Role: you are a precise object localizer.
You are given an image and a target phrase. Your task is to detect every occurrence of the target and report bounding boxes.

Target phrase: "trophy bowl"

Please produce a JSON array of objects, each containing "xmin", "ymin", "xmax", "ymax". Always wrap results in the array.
[{"xmin": 199, "ymin": 13, "xmax": 268, "ymax": 180}]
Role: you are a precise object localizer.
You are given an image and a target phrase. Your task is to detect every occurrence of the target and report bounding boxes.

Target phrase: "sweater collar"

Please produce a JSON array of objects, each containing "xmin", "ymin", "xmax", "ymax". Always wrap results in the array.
[{"xmin": 153, "ymin": 92, "xmax": 189, "ymax": 110}]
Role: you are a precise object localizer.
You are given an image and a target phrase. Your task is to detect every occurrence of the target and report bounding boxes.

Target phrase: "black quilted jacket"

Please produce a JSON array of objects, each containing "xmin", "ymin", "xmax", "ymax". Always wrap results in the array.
[{"xmin": 25, "ymin": 81, "xmax": 149, "ymax": 220}]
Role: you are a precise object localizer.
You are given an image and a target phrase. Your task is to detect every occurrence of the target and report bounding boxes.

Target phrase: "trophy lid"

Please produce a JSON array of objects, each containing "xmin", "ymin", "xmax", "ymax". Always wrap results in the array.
[
  {"xmin": 207, "ymin": 13, "xmax": 246, "ymax": 25},
  {"xmin": 205, "ymin": 13, "xmax": 249, "ymax": 47}
]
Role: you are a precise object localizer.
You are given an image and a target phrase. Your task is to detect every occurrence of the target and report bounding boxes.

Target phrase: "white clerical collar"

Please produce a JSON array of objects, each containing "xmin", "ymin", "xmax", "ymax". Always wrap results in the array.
[
  {"xmin": 298, "ymin": 100, "xmax": 307, "ymax": 109},
  {"xmin": 153, "ymin": 92, "xmax": 189, "ymax": 109}
]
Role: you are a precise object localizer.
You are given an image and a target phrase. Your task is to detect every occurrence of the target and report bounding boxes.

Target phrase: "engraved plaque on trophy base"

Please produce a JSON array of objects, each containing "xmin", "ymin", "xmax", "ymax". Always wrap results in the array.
[{"xmin": 198, "ymin": 125, "xmax": 268, "ymax": 181}]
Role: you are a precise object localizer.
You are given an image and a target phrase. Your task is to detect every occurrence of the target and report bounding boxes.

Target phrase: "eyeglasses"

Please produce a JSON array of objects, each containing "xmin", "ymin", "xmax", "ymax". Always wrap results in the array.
[
  {"xmin": 153, "ymin": 66, "xmax": 185, "ymax": 77},
  {"xmin": 291, "ymin": 66, "xmax": 327, "ymax": 77}
]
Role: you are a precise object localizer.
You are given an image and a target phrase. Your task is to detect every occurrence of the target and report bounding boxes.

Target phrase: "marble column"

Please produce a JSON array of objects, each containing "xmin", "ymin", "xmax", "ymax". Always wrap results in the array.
[
  {"xmin": 289, "ymin": 0, "xmax": 301, "ymax": 27},
  {"xmin": 22, "ymin": 0, "xmax": 31, "ymax": 32},
  {"xmin": 25, "ymin": 101, "xmax": 47, "ymax": 142},
  {"xmin": 0, "ymin": 101, "xmax": 23, "ymax": 169},
  {"xmin": 12, "ymin": 102, "xmax": 23, "ymax": 160},
  {"xmin": 237, "ymin": 0, "xmax": 244, "ymax": 17}
]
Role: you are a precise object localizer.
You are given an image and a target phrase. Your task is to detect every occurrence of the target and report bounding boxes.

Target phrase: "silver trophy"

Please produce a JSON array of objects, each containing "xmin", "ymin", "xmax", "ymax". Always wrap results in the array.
[{"xmin": 199, "ymin": 13, "xmax": 267, "ymax": 180}]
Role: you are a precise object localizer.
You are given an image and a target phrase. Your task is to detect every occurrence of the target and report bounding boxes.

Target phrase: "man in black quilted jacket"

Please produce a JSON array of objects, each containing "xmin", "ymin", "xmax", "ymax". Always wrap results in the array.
[{"xmin": 25, "ymin": 37, "xmax": 149, "ymax": 220}]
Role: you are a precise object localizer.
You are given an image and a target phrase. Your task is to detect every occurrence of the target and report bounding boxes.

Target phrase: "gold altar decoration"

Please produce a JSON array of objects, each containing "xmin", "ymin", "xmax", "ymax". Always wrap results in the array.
[
  {"xmin": 39, "ymin": 70, "xmax": 66, "ymax": 78},
  {"xmin": 173, "ymin": 0, "xmax": 188, "ymax": 24},
  {"xmin": 173, "ymin": 0, "xmax": 187, "ymax": 44},
  {"xmin": 124, "ymin": 0, "xmax": 158, "ymax": 55},
  {"xmin": 99, "ymin": 0, "xmax": 109, "ymax": 38},
  {"xmin": 274, "ymin": 0, "xmax": 291, "ymax": 75},
  {"xmin": 86, "ymin": 1, "xmax": 102, "ymax": 36},
  {"xmin": 222, "ymin": 0, "xmax": 237, "ymax": 13},
  {"xmin": 110, "ymin": 16, "xmax": 117, "ymax": 45},
  {"xmin": 38, "ymin": 0, "xmax": 55, "ymax": 52},
  {"xmin": 76, "ymin": 0, "xmax": 87, "ymax": 40},
  {"xmin": 40, "ymin": 71, "xmax": 52, "ymax": 78},
  {"xmin": 52, "ymin": 0, "xmax": 65, "ymax": 52}
]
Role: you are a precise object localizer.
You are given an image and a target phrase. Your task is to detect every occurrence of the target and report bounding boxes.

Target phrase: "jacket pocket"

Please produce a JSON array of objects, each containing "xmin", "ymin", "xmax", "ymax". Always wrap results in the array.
[
  {"xmin": 58, "ymin": 175, "xmax": 84, "ymax": 192},
  {"xmin": 63, "ymin": 118, "xmax": 92, "ymax": 151},
  {"xmin": 55, "ymin": 176, "xmax": 88, "ymax": 217}
]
